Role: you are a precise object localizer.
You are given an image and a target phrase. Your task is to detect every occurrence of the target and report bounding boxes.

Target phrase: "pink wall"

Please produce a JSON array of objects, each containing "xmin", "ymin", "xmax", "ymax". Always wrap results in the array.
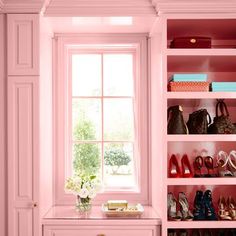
[
  {"xmin": 39, "ymin": 16, "xmax": 53, "ymax": 219},
  {"xmin": 0, "ymin": 13, "xmax": 6, "ymax": 236}
]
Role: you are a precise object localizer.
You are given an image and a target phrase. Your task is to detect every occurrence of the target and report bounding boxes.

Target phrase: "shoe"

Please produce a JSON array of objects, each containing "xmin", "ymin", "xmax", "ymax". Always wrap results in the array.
[
  {"xmin": 192, "ymin": 229, "xmax": 202, "ymax": 236},
  {"xmin": 203, "ymin": 190, "xmax": 217, "ymax": 220},
  {"xmin": 193, "ymin": 190, "xmax": 205, "ymax": 220},
  {"xmin": 178, "ymin": 192, "xmax": 193, "ymax": 221},
  {"xmin": 169, "ymin": 154, "xmax": 181, "ymax": 178},
  {"xmin": 181, "ymin": 154, "xmax": 193, "ymax": 178},
  {"xmin": 227, "ymin": 229, "xmax": 236, "ymax": 236},
  {"xmin": 167, "ymin": 192, "xmax": 182, "ymax": 221},
  {"xmin": 179, "ymin": 229, "xmax": 188, "ymax": 236},
  {"xmin": 216, "ymin": 151, "xmax": 233, "ymax": 177},
  {"xmin": 228, "ymin": 150, "xmax": 236, "ymax": 176},
  {"xmin": 168, "ymin": 229, "xmax": 177, "ymax": 236},
  {"xmin": 204, "ymin": 156, "xmax": 216, "ymax": 177},
  {"xmin": 227, "ymin": 196, "xmax": 236, "ymax": 220},
  {"xmin": 218, "ymin": 229, "xmax": 227, "ymax": 236},
  {"xmin": 203, "ymin": 229, "xmax": 213, "ymax": 236},
  {"xmin": 218, "ymin": 196, "xmax": 231, "ymax": 220},
  {"xmin": 193, "ymin": 156, "xmax": 203, "ymax": 177}
]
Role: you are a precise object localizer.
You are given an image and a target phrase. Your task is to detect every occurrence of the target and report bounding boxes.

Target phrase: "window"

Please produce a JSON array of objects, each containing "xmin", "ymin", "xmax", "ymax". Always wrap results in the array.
[{"xmin": 54, "ymin": 35, "xmax": 149, "ymax": 205}]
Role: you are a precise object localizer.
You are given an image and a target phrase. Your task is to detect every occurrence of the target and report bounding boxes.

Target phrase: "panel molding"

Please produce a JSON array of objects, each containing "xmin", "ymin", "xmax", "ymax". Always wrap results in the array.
[
  {"xmin": 7, "ymin": 14, "xmax": 39, "ymax": 76},
  {"xmin": 8, "ymin": 76, "xmax": 39, "ymax": 236}
]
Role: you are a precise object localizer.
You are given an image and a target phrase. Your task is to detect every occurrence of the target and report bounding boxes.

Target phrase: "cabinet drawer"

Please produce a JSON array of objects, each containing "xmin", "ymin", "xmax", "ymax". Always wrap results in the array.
[{"xmin": 44, "ymin": 226, "xmax": 158, "ymax": 236}]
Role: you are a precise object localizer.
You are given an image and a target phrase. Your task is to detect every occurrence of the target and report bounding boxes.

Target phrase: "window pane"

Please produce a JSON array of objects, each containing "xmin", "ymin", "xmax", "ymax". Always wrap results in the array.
[
  {"xmin": 72, "ymin": 99, "xmax": 101, "ymax": 140},
  {"xmin": 72, "ymin": 143, "xmax": 101, "ymax": 177},
  {"xmin": 104, "ymin": 98, "xmax": 134, "ymax": 141},
  {"xmin": 72, "ymin": 54, "xmax": 102, "ymax": 96},
  {"xmin": 103, "ymin": 54, "xmax": 134, "ymax": 96},
  {"xmin": 104, "ymin": 143, "xmax": 136, "ymax": 189}
]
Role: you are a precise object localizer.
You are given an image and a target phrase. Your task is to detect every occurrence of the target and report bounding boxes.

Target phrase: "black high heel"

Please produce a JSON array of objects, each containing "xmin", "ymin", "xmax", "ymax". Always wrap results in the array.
[{"xmin": 203, "ymin": 190, "xmax": 217, "ymax": 220}]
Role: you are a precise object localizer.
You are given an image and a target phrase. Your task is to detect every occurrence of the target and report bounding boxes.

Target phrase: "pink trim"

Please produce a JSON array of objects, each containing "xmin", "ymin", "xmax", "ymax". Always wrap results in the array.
[{"xmin": 53, "ymin": 34, "xmax": 150, "ymax": 205}]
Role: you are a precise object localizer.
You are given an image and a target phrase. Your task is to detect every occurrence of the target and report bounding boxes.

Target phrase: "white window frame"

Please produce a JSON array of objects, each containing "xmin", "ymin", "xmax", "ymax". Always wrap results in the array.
[{"xmin": 53, "ymin": 34, "xmax": 150, "ymax": 205}]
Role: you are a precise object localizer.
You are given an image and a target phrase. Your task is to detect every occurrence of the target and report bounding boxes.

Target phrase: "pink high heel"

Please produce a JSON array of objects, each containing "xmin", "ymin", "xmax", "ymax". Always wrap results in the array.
[
  {"xmin": 216, "ymin": 151, "xmax": 233, "ymax": 177},
  {"xmin": 228, "ymin": 150, "xmax": 236, "ymax": 176}
]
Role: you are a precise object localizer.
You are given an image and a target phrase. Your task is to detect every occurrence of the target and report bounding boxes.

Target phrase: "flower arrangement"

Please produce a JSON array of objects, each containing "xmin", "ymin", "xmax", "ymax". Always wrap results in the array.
[{"xmin": 65, "ymin": 174, "xmax": 101, "ymax": 212}]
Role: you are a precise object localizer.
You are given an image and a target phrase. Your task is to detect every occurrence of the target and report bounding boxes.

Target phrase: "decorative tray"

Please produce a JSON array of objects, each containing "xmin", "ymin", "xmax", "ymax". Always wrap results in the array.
[{"xmin": 101, "ymin": 203, "xmax": 144, "ymax": 217}]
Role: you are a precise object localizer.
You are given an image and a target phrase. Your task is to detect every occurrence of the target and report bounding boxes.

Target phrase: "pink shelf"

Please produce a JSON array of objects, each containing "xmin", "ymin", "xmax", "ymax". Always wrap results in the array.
[
  {"xmin": 167, "ymin": 178, "xmax": 236, "ymax": 186},
  {"xmin": 167, "ymin": 135, "xmax": 236, "ymax": 142},
  {"xmin": 165, "ymin": 49, "xmax": 236, "ymax": 56},
  {"xmin": 166, "ymin": 92, "xmax": 236, "ymax": 99},
  {"xmin": 167, "ymin": 220, "xmax": 236, "ymax": 229}
]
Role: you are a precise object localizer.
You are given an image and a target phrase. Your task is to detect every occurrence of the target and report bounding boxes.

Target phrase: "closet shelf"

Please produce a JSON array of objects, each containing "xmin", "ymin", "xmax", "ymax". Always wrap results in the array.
[
  {"xmin": 166, "ymin": 92, "xmax": 236, "ymax": 99},
  {"xmin": 166, "ymin": 178, "xmax": 236, "ymax": 186},
  {"xmin": 167, "ymin": 135, "xmax": 236, "ymax": 142},
  {"xmin": 165, "ymin": 48, "xmax": 236, "ymax": 56},
  {"xmin": 167, "ymin": 220, "xmax": 236, "ymax": 229}
]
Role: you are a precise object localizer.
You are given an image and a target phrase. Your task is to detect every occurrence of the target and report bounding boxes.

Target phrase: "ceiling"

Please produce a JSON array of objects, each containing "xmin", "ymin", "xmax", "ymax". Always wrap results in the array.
[{"xmin": 1, "ymin": 0, "xmax": 236, "ymax": 15}]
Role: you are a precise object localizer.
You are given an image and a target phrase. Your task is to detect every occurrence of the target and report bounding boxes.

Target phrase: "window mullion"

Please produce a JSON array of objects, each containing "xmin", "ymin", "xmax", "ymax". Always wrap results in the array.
[{"xmin": 101, "ymin": 53, "xmax": 104, "ymax": 183}]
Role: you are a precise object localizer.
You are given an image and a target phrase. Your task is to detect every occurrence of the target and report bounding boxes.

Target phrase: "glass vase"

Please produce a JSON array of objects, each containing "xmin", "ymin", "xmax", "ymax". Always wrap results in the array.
[{"xmin": 76, "ymin": 196, "xmax": 92, "ymax": 213}]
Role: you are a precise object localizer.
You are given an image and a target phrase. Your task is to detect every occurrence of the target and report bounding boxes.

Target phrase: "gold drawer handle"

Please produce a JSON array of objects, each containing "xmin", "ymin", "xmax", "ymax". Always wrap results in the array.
[
  {"xmin": 190, "ymin": 38, "xmax": 196, "ymax": 44},
  {"xmin": 97, "ymin": 234, "xmax": 105, "ymax": 236}
]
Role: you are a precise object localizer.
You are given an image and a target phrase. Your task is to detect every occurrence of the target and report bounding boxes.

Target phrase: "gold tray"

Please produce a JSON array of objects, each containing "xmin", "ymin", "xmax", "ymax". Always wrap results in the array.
[{"xmin": 102, "ymin": 203, "xmax": 144, "ymax": 217}]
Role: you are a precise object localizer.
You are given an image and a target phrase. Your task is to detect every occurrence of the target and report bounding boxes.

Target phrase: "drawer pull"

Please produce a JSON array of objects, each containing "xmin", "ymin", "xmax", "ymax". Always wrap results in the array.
[
  {"xmin": 190, "ymin": 38, "xmax": 196, "ymax": 44},
  {"xmin": 97, "ymin": 234, "xmax": 105, "ymax": 236}
]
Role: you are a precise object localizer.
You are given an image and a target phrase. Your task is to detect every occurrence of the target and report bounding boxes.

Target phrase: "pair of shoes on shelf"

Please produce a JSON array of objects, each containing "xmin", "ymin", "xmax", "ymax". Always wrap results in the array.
[
  {"xmin": 216, "ymin": 150, "xmax": 236, "ymax": 177},
  {"xmin": 168, "ymin": 229, "xmax": 188, "ymax": 236},
  {"xmin": 169, "ymin": 154, "xmax": 193, "ymax": 178},
  {"xmin": 218, "ymin": 229, "xmax": 236, "ymax": 236},
  {"xmin": 192, "ymin": 229, "xmax": 213, "ymax": 236},
  {"xmin": 193, "ymin": 190, "xmax": 217, "ymax": 221},
  {"xmin": 218, "ymin": 195, "xmax": 236, "ymax": 220},
  {"xmin": 193, "ymin": 155, "xmax": 216, "ymax": 177},
  {"xmin": 168, "ymin": 192, "xmax": 193, "ymax": 221}
]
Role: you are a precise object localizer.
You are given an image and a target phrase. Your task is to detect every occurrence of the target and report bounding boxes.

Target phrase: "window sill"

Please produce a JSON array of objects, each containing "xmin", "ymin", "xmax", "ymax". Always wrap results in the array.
[{"xmin": 42, "ymin": 205, "xmax": 161, "ymax": 226}]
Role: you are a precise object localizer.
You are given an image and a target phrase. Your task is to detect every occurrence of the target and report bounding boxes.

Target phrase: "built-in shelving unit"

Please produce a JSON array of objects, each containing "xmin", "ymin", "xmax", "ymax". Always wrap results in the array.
[{"xmin": 163, "ymin": 16, "xmax": 236, "ymax": 236}]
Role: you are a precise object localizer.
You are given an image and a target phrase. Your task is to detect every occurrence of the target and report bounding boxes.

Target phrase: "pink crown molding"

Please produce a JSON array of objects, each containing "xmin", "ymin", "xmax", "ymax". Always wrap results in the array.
[
  {"xmin": 43, "ymin": 0, "xmax": 156, "ymax": 16},
  {"xmin": 151, "ymin": 0, "xmax": 236, "ymax": 14},
  {"xmin": 3, "ymin": 0, "xmax": 44, "ymax": 13}
]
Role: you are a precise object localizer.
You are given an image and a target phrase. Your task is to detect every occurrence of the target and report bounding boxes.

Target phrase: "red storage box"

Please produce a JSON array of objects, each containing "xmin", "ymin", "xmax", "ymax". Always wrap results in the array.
[
  {"xmin": 169, "ymin": 81, "xmax": 210, "ymax": 92},
  {"xmin": 170, "ymin": 37, "xmax": 211, "ymax": 48}
]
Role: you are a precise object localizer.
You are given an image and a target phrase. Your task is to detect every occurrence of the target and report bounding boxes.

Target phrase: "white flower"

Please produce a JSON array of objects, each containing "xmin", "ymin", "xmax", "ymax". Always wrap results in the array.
[
  {"xmin": 88, "ymin": 188, "xmax": 97, "ymax": 199},
  {"xmin": 83, "ymin": 182, "xmax": 91, "ymax": 191},
  {"xmin": 79, "ymin": 188, "xmax": 89, "ymax": 198}
]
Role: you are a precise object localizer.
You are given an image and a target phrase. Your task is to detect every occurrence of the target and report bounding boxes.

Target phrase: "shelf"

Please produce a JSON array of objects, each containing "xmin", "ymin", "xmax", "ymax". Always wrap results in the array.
[
  {"xmin": 167, "ymin": 135, "xmax": 236, "ymax": 142},
  {"xmin": 165, "ymin": 49, "xmax": 236, "ymax": 56},
  {"xmin": 166, "ymin": 92, "xmax": 236, "ymax": 99},
  {"xmin": 166, "ymin": 178, "xmax": 236, "ymax": 186},
  {"xmin": 167, "ymin": 220, "xmax": 236, "ymax": 229}
]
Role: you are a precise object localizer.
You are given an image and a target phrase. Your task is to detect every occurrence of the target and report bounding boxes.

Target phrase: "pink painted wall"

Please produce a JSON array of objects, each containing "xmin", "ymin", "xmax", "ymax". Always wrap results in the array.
[
  {"xmin": 0, "ymin": 13, "xmax": 6, "ymax": 236},
  {"xmin": 39, "ymin": 16, "xmax": 53, "ymax": 220}
]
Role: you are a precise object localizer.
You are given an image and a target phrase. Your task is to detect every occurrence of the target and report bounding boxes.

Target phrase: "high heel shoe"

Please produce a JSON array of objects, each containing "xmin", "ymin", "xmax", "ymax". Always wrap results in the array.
[
  {"xmin": 193, "ymin": 190, "xmax": 205, "ymax": 220},
  {"xmin": 193, "ymin": 156, "xmax": 203, "ymax": 177},
  {"xmin": 203, "ymin": 190, "xmax": 217, "ymax": 220},
  {"xmin": 178, "ymin": 192, "xmax": 193, "ymax": 221},
  {"xmin": 192, "ymin": 229, "xmax": 202, "ymax": 236},
  {"xmin": 181, "ymin": 154, "xmax": 193, "ymax": 178},
  {"xmin": 204, "ymin": 156, "xmax": 216, "ymax": 177},
  {"xmin": 228, "ymin": 150, "xmax": 236, "ymax": 176},
  {"xmin": 203, "ymin": 229, "xmax": 213, "ymax": 236},
  {"xmin": 216, "ymin": 151, "xmax": 233, "ymax": 177},
  {"xmin": 227, "ymin": 196, "xmax": 236, "ymax": 220},
  {"xmin": 168, "ymin": 229, "xmax": 177, "ymax": 236},
  {"xmin": 167, "ymin": 192, "xmax": 182, "ymax": 221},
  {"xmin": 169, "ymin": 154, "xmax": 181, "ymax": 178},
  {"xmin": 218, "ymin": 196, "xmax": 231, "ymax": 220}
]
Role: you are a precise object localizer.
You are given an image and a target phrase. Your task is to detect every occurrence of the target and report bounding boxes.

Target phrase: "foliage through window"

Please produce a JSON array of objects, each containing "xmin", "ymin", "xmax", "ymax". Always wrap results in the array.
[{"xmin": 71, "ymin": 53, "xmax": 136, "ymax": 190}]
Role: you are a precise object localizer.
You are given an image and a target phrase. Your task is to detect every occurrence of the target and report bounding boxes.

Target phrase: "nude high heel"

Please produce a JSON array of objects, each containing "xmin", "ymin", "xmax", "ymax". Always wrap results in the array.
[
  {"xmin": 167, "ymin": 192, "xmax": 182, "ymax": 221},
  {"xmin": 178, "ymin": 192, "xmax": 193, "ymax": 221},
  {"xmin": 228, "ymin": 150, "xmax": 236, "ymax": 176},
  {"xmin": 218, "ymin": 196, "xmax": 231, "ymax": 220}
]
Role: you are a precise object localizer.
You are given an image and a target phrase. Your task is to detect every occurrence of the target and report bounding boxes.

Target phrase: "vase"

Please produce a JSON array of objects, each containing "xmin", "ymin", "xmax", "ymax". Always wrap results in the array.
[{"xmin": 76, "ymin": 196, "xmax": 92, "ymax": 213}]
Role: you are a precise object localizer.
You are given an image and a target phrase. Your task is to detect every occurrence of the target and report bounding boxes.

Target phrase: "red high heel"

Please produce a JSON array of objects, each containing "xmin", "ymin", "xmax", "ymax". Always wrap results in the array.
[
  {"xmin": 193, "ymin": 155, "xmax": 203, "ymax": 177},
  {"xmin": 181, "ymin": 154, "xmax": 193, "ymax": 178},
  {"xmin": 204, "ymin": 156, "xmax": 216, "ymax": 177},
  {"xmin": 169, "ymin": 154, "xmax": 181, "ymax": 178}
]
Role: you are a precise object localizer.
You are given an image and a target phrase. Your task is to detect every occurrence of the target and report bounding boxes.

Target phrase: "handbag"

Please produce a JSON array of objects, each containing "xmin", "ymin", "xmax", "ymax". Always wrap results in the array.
[
  {"xmin": 168, "ymin": 105, "xmax": 188, "ymax": 134},
  {"xmin": 186, "ymin": 109, "xmax": 211, "ymax": 134},
  {"xmin": 208, "ymin": 100, "xmax": 236, "ymax": 134}
]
